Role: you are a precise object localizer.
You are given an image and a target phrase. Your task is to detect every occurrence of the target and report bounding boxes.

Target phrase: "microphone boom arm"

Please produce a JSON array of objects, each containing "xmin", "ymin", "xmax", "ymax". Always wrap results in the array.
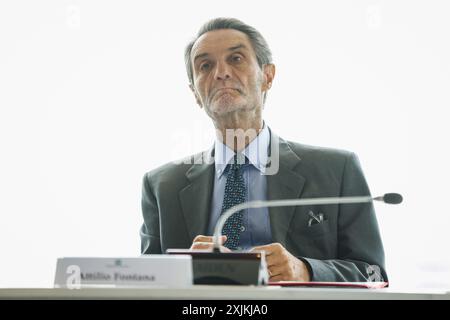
[{"xmin": 213, "ymin": 194, "xmax": 398, "ymax": 250}]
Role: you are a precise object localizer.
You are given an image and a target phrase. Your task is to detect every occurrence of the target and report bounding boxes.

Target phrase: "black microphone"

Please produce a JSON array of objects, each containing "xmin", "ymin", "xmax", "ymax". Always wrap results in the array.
[{"xmin": 373, "ymin": 193, "xmax": 403, "ymax": 204}]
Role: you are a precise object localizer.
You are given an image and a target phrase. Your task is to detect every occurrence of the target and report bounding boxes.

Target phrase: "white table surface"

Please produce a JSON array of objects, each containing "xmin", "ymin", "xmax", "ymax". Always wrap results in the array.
[{"xmin": 1, "ymin": 285, "xmax": 449, "ymax": 300}]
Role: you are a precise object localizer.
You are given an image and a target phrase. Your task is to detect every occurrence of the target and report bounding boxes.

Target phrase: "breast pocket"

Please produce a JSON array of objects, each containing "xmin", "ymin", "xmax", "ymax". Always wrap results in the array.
[
  {"xmin": 302, "ymin": 219, "xmax": 331, "ymax": 237},
  {"xmin": 290, "ymin": 219, "xmax": 332, "ymax": 238}
]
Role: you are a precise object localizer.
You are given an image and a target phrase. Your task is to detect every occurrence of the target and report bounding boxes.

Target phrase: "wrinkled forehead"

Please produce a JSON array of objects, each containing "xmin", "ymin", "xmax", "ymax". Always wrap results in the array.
[{"xmin": 191, "ymin": 29, "xmax": 256, "ymax": 62}]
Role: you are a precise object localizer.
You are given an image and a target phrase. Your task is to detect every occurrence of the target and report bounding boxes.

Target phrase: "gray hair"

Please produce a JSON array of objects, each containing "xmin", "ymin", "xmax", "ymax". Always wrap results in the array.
[{"xmin": 184, "ymin": 17, "xmax": 273, "ymax": 87}]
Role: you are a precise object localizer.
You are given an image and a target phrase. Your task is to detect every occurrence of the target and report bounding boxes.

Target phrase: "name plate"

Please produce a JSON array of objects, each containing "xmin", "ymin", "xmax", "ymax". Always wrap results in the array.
[{"xmin": 54, "ymin": 255, "xmax": 193, "ymax": 288}]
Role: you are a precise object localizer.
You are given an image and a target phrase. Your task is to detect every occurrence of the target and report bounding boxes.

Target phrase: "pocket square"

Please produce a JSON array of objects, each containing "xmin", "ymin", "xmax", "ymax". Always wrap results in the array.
[{"xmin": 307, "ymin": 210, "xmax": 325, "ymax": 227}]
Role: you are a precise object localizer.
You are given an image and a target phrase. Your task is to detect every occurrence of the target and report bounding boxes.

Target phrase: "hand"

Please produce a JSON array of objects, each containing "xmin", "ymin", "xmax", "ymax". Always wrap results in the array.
[
  {"xmin": 190, "ymin": 235, "xmax": 231, "ymax": 253},
  {"xmin": 250, "ymin": 243, "xmax": 311, "ymax": 282}
]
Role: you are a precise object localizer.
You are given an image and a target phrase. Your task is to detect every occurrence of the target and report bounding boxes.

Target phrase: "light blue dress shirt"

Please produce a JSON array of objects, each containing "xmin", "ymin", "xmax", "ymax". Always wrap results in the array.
[{"xmin": 207, "ymin": 124, "xmax": 273, "ymax": 250}]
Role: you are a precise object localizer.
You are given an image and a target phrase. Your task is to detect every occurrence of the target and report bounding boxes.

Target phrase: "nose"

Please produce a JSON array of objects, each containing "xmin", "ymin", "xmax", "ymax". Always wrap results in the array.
[{"xmin": 214, "ymin": 60, "xmax": 232, "ymax": 81}]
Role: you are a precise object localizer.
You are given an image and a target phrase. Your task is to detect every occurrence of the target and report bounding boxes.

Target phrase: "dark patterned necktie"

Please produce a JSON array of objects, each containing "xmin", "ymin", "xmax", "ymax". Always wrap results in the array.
[{"xmin": 221, "ymin": 154, "xmax": 247, "ymax": 250}]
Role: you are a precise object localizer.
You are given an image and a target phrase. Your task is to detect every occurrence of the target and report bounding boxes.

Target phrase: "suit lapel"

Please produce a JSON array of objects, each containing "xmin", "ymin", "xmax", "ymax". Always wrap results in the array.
[
  {"xmin": 179, "ymin": 149, "xmax": 215, "ymax": 242},
  {"xmin": 267, "ymin": 132, "xmax": 306, "ymax": 244}
]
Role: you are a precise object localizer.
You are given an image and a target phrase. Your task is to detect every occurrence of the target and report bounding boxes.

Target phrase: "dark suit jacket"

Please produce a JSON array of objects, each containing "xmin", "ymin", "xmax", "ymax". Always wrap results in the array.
[{"xmin": 140, "ymin": 131, "xmax": 388, "ymax": 282}]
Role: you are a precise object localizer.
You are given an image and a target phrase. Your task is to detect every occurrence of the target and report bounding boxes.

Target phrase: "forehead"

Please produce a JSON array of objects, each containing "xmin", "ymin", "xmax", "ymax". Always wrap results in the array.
[{"xmin": 191, "ymin": 29, "xmax": 255, "ymax": 61}]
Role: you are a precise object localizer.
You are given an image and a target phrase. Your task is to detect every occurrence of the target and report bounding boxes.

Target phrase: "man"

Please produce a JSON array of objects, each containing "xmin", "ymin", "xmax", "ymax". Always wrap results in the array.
[{"xmin": 140, "ymin": 18, "xmax": 387, "ymax": 282}]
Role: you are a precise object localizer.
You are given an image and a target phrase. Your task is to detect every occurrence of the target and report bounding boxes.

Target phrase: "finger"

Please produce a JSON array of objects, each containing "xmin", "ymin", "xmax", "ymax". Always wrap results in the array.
[
  {"xmin": 193, "ymin": 235, "xmax": 227, "ymax": 244},
  {"xmin": 193, "ymin": 235, "xmax": 214, "ymax": 243},
  {"xmin": 208, "ymin": 235, "xmax": 227, "ymax": 245},
  {"xmin": 249, "ymin": 244, "xmax": 275, "ymax": 255},
  {"xmin": 269, "ymin": 274, "xmax": 286, "ymax": 282},
  {"xmin": 265, "ymin": 253, "xmax": 282, "ymax": 268},
  {"xmin": 268, "ymin": 264, "xmax": 285, "ymax": 277},
  {"xmin": 219, "ymin": 235, "xmax": 227, "ymax": 244},
  {"xmin": 190, "ymin": 242, "xmax": 214, "ymax": 250},
  {"xmin": 220, "ymin": 245, "xmax": 232, "ymax": 253}
]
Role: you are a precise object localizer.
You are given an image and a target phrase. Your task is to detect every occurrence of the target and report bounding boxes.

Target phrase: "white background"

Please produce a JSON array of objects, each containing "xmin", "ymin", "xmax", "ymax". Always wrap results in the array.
[{"xmin": 0, "ymin": 0, "xmax": 449, "ymax": 288}]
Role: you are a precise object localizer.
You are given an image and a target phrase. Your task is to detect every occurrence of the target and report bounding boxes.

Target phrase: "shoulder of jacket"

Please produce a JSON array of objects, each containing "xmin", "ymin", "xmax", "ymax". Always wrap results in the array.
[
  {"xmin": 284, "ymin": 140, "xmax": 355, "ymax": 165},
  {"xmin": 143, "ymin": 150, "xmax": 207, "ymax": 184}
]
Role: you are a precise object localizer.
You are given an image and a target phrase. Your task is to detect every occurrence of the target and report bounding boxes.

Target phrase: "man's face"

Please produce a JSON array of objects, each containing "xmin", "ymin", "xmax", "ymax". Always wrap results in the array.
[{"xmin": 190, "ymin": 29, "xmax": 270, "ymax": 119}]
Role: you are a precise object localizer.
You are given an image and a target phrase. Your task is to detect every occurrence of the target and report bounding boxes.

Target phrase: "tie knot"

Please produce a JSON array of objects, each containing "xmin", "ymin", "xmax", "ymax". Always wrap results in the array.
[
  {"xmin": 225, "ymin": 154, "xmax": 248, "ymax": 174},
  {"xmin": 232, "ymin": 153, "xmax": 248, "ymax": 167}
]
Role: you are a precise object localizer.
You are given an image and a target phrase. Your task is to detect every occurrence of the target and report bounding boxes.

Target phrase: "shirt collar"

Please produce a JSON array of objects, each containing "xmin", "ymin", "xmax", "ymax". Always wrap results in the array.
[{"xmin": 214, "ymin": 123, "xmax": 270, "ymax": 177}]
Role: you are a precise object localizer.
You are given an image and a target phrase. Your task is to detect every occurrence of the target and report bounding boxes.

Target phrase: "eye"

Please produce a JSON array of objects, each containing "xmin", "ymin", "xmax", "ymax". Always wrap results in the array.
[
  {"xmin": 200, "ymin": 62, "xmax": 211, "ymax": 71},
  {"xmin": 230, "ymin": 54, "xmax": 243, "ymax": 63}
]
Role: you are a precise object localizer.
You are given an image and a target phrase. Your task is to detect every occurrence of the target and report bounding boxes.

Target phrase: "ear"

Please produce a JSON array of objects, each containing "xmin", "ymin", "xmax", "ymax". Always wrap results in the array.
[
  {"xmin": 189, "ymin": 83, "xmax": 203, "ymax": 108},
  {"xmin": 261, "ymin": 64, "xmax": 276, "ymax": 92}
]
